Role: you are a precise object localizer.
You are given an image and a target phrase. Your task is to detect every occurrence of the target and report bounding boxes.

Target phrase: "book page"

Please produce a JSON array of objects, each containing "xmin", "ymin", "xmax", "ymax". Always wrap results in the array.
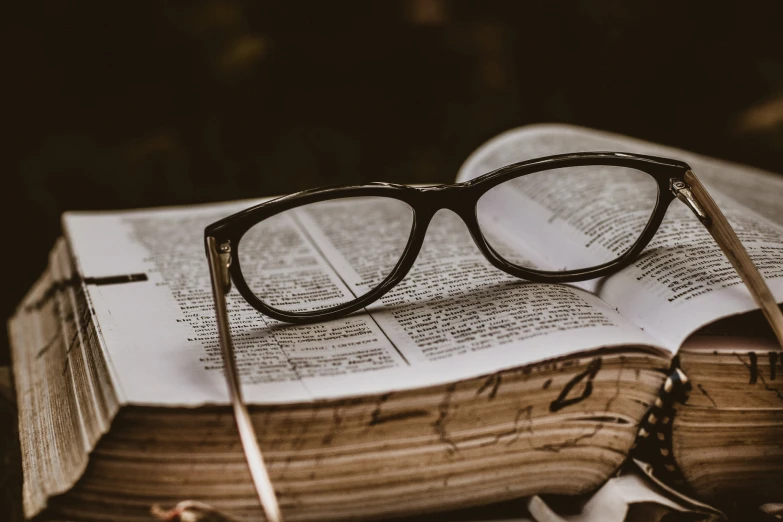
[
  {"xmin": 457, "ymin": 124, "xmax": 783, "ymax": 349},
  {"xmin": 63, "ymin": 199, "xmax": 660, "ymax": 406}
]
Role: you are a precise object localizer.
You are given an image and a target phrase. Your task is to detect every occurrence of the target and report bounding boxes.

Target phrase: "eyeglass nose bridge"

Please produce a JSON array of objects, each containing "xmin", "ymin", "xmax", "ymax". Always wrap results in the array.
[
  {"xmin": 416, "ymin": 183, "xmax": 477, "ymax": 215},
  {"xmin": 409, "ymin": 185, "xmax": 520, "ymax": 283},
  {"xmin": 413, "ymin": 184, "xmax": 490, "ymax": 253}
]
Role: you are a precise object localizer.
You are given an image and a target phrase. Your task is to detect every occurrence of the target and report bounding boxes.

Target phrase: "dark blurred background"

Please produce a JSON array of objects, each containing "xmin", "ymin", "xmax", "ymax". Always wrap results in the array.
[{"xmin": 3, "ymin": 1, "xmax": 783, "ymax": 365}]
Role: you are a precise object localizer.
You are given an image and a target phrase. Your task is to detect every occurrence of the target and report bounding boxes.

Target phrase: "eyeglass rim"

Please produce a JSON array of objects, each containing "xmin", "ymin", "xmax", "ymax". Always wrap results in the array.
[{"xmin": 205, "ymin": 151, "xmax": 691, "ymax": 324}]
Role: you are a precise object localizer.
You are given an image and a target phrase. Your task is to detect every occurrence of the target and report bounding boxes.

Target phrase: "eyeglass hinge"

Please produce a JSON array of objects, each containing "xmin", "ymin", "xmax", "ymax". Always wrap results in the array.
[
  {"xmin": 218, "ymin": 241, "xmax": 232, "ymax": 294},
  {"xmin": 670, "ymin": 178, "xmax": 710, "ymax": 225}
]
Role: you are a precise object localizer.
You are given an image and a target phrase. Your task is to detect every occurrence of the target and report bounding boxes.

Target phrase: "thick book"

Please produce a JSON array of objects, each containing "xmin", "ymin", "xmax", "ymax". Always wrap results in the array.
[{"xmin": 8, "ymin": 124, "xmax": 783, "ymax": 521}]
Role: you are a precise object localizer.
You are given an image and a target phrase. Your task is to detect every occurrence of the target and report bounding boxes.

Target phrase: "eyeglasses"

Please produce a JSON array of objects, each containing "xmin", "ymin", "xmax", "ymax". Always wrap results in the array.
[{"xmin": 203, "ymin": 151, "xmax": 783, "ymax": 522}]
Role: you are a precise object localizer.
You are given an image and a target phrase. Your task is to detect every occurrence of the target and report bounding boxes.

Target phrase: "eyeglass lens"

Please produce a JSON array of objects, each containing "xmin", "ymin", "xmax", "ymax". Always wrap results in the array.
[
  {"xmin": 238, "ymin": 197, "xmax": 414, "ymax": 313},
  {"xmin": 476, "ymin": 165, "xmax": 658, "ymax": 271}
]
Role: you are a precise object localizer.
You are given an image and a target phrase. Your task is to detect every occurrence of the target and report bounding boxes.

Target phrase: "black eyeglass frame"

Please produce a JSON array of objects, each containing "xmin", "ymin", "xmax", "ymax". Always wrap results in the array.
[{"xmin": 205, "ymin": 151, "xmax": 691, "ymax": 324}]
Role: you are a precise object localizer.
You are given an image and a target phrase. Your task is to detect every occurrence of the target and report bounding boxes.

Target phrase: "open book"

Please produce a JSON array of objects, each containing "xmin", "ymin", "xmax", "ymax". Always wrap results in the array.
[{"xmin": 9, "ymin": 124, "xmax": 783, "ymax": 520}]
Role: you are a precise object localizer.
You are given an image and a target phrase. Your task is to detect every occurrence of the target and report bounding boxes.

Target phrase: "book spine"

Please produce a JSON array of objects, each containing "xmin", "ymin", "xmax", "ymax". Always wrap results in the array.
[{"xmin": 632, "ymin": 363, "xmax": 692, "ymax": 491}]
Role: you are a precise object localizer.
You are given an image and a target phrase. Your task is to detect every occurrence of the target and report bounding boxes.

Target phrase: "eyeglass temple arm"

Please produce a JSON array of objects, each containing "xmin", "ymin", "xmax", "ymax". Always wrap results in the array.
[
  {"xmin": 674, "ymin": 171, "xmax": 783, "ymax": 347},
  {"xmin": 206, "ymin": 236, "xmax": 285, "ymax": 522}
]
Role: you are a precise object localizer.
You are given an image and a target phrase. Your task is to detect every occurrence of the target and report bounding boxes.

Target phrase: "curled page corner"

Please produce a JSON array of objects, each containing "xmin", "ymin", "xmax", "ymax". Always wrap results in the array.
[{"xmin": 524, "ymin": 460, "xmax": 725, "ymax": 522}]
